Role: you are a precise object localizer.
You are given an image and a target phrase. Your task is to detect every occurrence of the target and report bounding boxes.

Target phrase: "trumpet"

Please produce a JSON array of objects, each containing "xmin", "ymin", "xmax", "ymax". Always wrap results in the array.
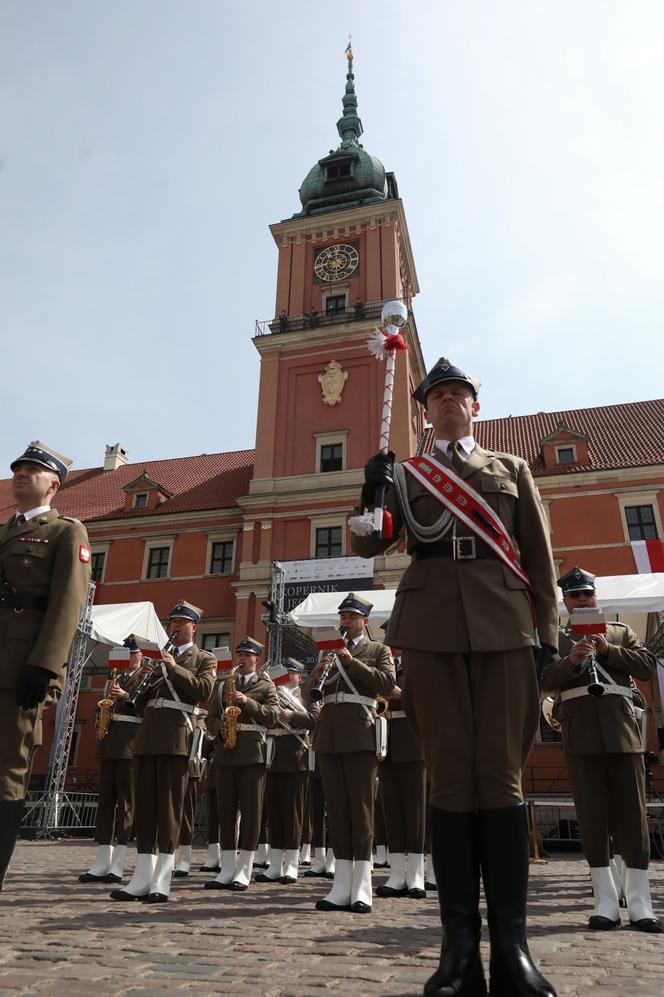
[
  {"xmin": 310, "ymin": 626, "xmax": 347, "ymax": 702},
  {"xmin": 125, "ymin": 633, "xmax": 177, "ymax": 712}
]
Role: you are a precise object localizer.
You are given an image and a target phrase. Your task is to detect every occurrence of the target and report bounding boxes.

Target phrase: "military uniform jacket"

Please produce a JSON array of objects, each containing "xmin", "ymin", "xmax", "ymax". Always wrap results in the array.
[
  {"xmin": 95, "ymin": 668, "xmax": 144, "ymax": 761},
  {"xmin": 0, "ymin": 508, "xmax": 91, "ymax": 688},
  {"xmin": 208, "ymin": 671, "xmax": 279, "ymax": 768},
  {"xmin": 385, "ymin": 665, "xmax": 424, "ymax": 764},
  {"xmin": 309, "ymin": 637, "xmax": 395, "ymax": 754},
  {"xmin": 269, "ymin": 690, "xmax": 319, "ymax": 774},
  {"xmin": 352, "ymin": 446, "xmax": 558, "ymax": 654},
  {"xmin": 132, "ymin": 645, "xmax": 216, "ymax": 757},
  {"xmin": 541, "ymin": 622, "xmax": 655, "ymax": 756}
]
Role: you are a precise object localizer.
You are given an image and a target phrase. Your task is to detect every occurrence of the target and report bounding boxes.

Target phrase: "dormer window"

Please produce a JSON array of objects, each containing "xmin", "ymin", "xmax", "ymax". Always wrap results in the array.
[
  {"xmin": 122, "ymin": 470, "xmax": 174, "ymax": 513},
  {"xmin": 555, "ymin": 447, "xmax": 575, "ymax": 465},
  {"xmin": 134, "ymin": 493, "xmax": 148, "ymax": 509},
  {"xmin": 326, "ymin": 161, "xmax": 353, "ymax": 181}
]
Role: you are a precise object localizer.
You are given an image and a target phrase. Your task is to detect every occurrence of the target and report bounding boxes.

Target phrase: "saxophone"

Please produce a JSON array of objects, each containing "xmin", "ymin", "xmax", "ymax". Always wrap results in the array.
[
  {"xmin": 222, "ymin": 666, "xmax": 241, "ymax": 749},
  {"xmin": 95, "ymin": 669, "xmax": 117, "ymax": 740}
]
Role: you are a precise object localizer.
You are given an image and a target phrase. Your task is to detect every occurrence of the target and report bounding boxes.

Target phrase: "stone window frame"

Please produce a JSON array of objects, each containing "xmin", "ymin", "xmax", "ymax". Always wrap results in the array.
[
  {"xmin": 615, "ymin": 491, "xmax": 663, "ymax": 543},
  {"xmin": 207, "ymin": 535, "xmax": 236, "ymax": 576},
  {"xmin": 142, "ymin": 539, "xmax": 174, "ymax": 580},
  {"xmin": 311, "ymin": 517, "xmax": 345, "ymax": 559},
  {"xmin": 314, "ymin": 430, "xmax": 349, "ymax": 475}
]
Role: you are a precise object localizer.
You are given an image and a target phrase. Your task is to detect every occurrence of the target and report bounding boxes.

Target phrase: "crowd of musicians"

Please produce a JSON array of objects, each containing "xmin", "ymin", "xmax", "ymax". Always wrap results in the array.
[{"xmin": 2, "ymin": 347, "xmax": 663, "ymax": 997}]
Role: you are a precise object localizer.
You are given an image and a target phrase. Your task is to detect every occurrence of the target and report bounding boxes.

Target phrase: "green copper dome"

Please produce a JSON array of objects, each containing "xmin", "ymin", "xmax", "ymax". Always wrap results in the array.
[{"xmin": 296, "ymin": 50, "xmax": 393, "ymax": 217}]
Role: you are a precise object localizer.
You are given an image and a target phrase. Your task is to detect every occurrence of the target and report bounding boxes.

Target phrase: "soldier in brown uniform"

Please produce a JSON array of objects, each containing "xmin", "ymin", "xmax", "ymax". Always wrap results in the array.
[
  {"xmin": 204, "ymin": 636, "xmax": 278, "ymax": 891},
  {"xmin": 308, "ymin": 594, "xmax": 395, "ymax": 913},
  {"xmin": 257, "ymin": 659, "xmax": 319, "ymax": 884},
  {"xmin": 375, "ymin": 640, "xmax": 427, "ymax": 900},
  {"xmin": 110, "ymin": 600, "xmax": 215, "ymax": 903},
  {"xmin": 542, "ymin": 567, "xmax": 662, "ymax": 933},
  {"xmin": 0, "ymin": 441, "xmax": 91, "ymax": 891},
  {"xmin": 352, "ymin": 361, "xmax": 558, "ymax": 997},
  {"xmin": 79, "ymin": 636, "xmax": 145, "ymax": 884}
]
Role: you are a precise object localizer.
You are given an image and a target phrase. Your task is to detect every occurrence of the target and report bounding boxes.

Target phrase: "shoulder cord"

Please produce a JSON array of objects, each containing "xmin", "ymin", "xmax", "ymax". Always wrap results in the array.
[{"xmin": 393, "ymin": 462, "xmax": 454, "ymax": 542}]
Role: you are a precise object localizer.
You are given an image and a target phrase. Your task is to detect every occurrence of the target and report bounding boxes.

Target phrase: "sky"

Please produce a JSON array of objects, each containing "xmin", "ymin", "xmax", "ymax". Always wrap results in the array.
[{"xmin": 1, "ymin": 0, "xmax": 663, "ymax": 475}]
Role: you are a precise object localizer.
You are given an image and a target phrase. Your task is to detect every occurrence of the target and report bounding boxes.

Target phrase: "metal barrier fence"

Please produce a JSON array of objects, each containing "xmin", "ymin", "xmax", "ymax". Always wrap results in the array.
[{"xmin": 20, "ymin": 791, "xmax": 99, "ymax": 835}]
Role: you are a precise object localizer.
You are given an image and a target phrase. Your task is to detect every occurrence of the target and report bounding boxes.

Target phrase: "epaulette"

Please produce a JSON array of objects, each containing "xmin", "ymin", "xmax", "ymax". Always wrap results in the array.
[{"xmin": 58, "ymin": 515, "xmax": 84, "ymax": 525}]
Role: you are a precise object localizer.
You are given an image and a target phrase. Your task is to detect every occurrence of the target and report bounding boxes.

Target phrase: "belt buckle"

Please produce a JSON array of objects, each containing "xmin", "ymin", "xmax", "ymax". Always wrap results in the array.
[{"xmin": 455, "ymin": 536, "xmax": 476, "ymax": 560}]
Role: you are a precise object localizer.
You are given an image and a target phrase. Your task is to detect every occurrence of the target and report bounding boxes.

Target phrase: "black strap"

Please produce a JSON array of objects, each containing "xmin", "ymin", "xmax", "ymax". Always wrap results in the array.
[
  {"xmin": 0, "ymin": 593, "xmax": 48, "ymax": 610},
  {"xmin": 411, "ymin": 537, "xmax": 494, "ymax": 561}
]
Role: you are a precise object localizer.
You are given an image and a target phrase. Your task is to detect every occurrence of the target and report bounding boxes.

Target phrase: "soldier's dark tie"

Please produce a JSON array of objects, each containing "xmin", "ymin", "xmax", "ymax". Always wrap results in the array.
[
  {"xmin": 12, "ymin": 513, "xmax": 26, "ymax": 527},
  {"xmin": 450, "ymin": 441, "xmax": 466, "ymax": 474}
]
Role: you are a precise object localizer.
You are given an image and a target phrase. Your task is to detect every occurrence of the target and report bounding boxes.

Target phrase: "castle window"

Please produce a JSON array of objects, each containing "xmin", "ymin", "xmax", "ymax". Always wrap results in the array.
[
  {"xmin": 320, "ymin": 444, "xmax": 343, "ymax": 473},
  {"xmin": 315, "ymin": 526, "xmax": 342, "ymax": 559},
  {"xmin": 326, "ymin": 161, "xmax": 352, "ymax": 180},
  {"xmin": 625, "ymin": 505, "xmax": 658, "ymax": 541},
  {"xmin": 555, "ymin": 447, "xmax": 575, "ymax": 465}
]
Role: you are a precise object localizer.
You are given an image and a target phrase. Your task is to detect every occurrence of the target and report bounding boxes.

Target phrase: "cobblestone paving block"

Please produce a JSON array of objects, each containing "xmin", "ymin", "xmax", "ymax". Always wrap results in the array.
[{"xmin": 1, "ymin": 843, "xmax": 662, "ymax": 996}]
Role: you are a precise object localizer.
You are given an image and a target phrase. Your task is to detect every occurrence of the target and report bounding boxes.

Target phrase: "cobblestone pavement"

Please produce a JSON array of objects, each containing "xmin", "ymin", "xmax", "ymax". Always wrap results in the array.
[{"xmin": 0, "ymin": 842, "xmax": 662, "ymax": 996}]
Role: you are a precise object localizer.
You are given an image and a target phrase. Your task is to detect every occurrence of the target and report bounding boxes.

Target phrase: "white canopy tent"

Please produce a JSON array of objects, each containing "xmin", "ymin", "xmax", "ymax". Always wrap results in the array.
[
  {"xmin": 287, "ymin": 574, "xmax": 664, "ymax": 629},
  {"xmin": 88, "ymin": 601, "xmax": 168, "ymax": 648}
]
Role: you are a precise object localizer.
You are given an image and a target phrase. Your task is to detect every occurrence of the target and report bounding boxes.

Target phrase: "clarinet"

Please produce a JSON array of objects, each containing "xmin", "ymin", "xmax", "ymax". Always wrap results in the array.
[
  {"xmin": 309, "ymin": 626, "xmax": 347, "ymax": 703},
  {"xmin": 125, "ymin": 633, "xmax": 177, "ymax": 712}
]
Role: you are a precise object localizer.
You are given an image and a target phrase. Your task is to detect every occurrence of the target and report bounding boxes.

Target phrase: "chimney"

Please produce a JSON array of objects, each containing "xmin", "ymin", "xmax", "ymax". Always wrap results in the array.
[{"xmin": 103, "ymin": 443, "xmax": 129, "ymax": 472}]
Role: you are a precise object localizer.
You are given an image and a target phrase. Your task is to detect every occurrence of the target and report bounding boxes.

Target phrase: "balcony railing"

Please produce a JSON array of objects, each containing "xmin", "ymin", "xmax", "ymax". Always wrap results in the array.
[{"xmin": 254, "ymin": 297, "xmax": 410, "ymax": 338}]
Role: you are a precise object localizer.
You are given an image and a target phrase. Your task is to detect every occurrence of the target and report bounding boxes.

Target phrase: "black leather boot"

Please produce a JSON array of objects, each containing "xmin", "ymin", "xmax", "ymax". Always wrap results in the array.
[
  {"xmin": 0, "ymin": 799, "xmax": 26, "ymax": 891},
  {"xmin": 479, "ymin": 804, "xmax": 556, "ymax": 997},
  {"xmin": 424, "ymin": 807, "xmax": 487, "ymax": 997}
]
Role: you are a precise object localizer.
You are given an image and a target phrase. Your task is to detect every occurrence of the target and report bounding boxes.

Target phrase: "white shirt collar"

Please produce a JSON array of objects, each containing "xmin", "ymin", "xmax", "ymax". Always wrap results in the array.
[
  {"xmin": 435, "ymin": 435, "xmax": 475, "ymax": 459},
  {"xmin": 176, "ymin": 641, "xmax": 194, "ymax": 655},
  {"xmin": 347, "ymin": 633, "xmax": 364, "ymax": 647},
  {"xmin": 18, "ymin": 505, "xmax": 52, "ymax": 522}
]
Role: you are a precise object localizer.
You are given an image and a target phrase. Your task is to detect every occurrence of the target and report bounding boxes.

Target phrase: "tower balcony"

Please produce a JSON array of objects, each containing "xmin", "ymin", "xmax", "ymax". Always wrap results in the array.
[{"xmin": 254, "ymin": 297, "xmax": 412, "ymax": 338}]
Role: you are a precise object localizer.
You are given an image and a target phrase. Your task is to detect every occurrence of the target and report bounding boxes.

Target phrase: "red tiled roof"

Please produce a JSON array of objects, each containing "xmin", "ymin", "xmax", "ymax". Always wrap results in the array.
[
  {"xmin": 419, "ymin": 399, "xmax": 664, "ymax": 475},
  {"xmin": 0, "ymin": 449, "xmax": 255, "ymax": 523}
]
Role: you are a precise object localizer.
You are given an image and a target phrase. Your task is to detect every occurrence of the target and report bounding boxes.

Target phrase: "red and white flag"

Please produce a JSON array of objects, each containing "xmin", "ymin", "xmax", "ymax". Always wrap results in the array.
[
  {"xmin": 213, "ymin": 647, "xmax": 233, "ymax": 671},
  {"xmin": 267, "ymin": 663, "xmax": 290, "ymax": 686},
  {"xmin": 631, "ymin": 540, "xmax": 664, "ymax": 573},
  {"xmin": 108, "ymin": 647, "xmax": 132, "ymax": 670},
  {"xmin": 569, "ymin": 608, "xmax": 606, "ymax": 637},
  {"xmin": 313, "ymin": 627, "xmax": 346, "ymax": 653}
]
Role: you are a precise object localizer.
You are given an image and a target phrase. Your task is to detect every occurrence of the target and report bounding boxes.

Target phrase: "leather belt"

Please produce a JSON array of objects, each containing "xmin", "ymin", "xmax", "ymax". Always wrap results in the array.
[
  {"xmin": 236, "ymin": 723, "xmax": 267, "ymax": 733},
  {"xmin": 411, "ymin": 537, "xmax": 494, "ymax": 561},
  {"xmin": 387, "ymin": 710, "xmax": 407, "ymax": 719},
  {"xmin": 111, "ymin": 714, "xmax": 142, "ymax": 725},
  {"xmin": 147, "ymin": 697, "xmax": 203, "ymax": 716},
  {"xmin": 0, "ymin": 593, "xmax": 48, "ymax": 611},
  {"xmin": 322, "ymin": 692, "xmax": 378, "ymax": 709},
  {"xmin": 560, "ymin": 685, "xmax": 633, "ymax": 702}
]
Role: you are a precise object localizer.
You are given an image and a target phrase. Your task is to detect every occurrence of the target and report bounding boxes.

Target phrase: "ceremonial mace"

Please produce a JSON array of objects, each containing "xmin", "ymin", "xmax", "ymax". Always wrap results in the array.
[{"xmin": 349, "ymin": 299, "xmax": 408, "ymax": 541}]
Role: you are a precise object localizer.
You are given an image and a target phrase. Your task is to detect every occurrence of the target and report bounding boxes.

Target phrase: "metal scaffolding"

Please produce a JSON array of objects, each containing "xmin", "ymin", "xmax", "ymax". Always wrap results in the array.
[{"xmin": 37, "ymin": 581, "xmax": 96, "ymax": 835}]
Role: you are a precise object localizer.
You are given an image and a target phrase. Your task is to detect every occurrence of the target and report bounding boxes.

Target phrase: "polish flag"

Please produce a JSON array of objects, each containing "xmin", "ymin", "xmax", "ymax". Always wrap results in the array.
[
  {"xmin": 268, "ymin": 664, "xmax": 290, "ymax": 686},
  {"xmin": 108, "ymin": 647, "xmax": 132, "ymax": 670},
  {"xmin": 213, "ymin": 647, "xmax": 233, "ymax": 671},
  {"xmin": 569, "ymin": 608, "xmax": 606, "ymax": 637},
  {"xmin": 631, "ymin": 540, "xmax": 664, "ymax": 573},
  {"xmin": 313, "ymin": 627, "xmax": 346, "ymax": 653}
]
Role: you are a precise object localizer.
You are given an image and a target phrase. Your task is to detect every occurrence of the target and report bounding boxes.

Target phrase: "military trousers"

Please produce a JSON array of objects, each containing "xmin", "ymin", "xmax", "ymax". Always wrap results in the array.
[
  {"xmin": 378, "ymin": 759, "xmax": 427, "ymax": 854},
  {"xmin": 178, "ymin": 777, "xmax": 198, "ymax": 847},
  {"xmin": 402, "ymin": 648, "xmax": 539, "ymax": 812},
  {"xmin": 373, "ymin": 783, "xmax": 387, "ymax": 849},
  {"xmin": 134, "ymin": 755, "xmax": 189, "ymax": 854},
  {"xmin": 566, "ymin": 752, "xmax": 650, "ymax": 868},
  {"xmin": 318, "ymin": 751, "xmax": 376, "ymax": 861},
  {"xmin": 215, "ymin": 764, "xmax": 266, "ymax": 852},
  {"xmin": 266, "ymin": 770, "xmax": 308, "ymax": 850},
  {"xmin": 0, "ymin": 692, "xmax": 49, "ymax": 801},
  {"xmin": 206, "ymin": 786, "xmax": 220, "ymax": 844},
  {"xmin": 95, "ymin": 758, "xmax": 134, "ymax": 845},
  {"xmin": 308, "ymin": 772, "xmax": 327, "ymax": 849},
  {"xmin": 301, "ymin": 778, "xmax": 313, "ymax": 846}
]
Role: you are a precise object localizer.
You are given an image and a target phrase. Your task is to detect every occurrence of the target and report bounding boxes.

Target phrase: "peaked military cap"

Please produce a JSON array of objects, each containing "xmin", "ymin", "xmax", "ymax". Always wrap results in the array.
[
  {"xmin": 412, "ymin": 358, "xmax": 480, "ymax": 405},
  {"xmin": 168, "ymin": 599, "xmax": 203, "ymax": 623},
  {"xmin": 10, "ymin": 440, "xmax": 72, "ymax": 484},
  {"xmin": 557, "ymin": 566, "xmax": 596, "ymax": 594},
  {"xmin": 235, "ymin": 635, "xmax": 264, "ymax": 655},
  {"xmin": 284, "ymin": 657, "xmax": 304, "ymax": 674},
  {"xmin": 338, "ymin": 592, "xmax": 373, "ymax": 617},
  {"xmin": 123, "ymin": 634, "xmax": 140, "ymax": 652}
]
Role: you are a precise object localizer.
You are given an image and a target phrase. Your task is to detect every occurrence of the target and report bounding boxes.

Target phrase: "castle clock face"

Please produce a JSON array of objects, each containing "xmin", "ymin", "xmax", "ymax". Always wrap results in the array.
[{"xmin": 314, "ymin": 243, "xmax": 360, "ymax": 282}]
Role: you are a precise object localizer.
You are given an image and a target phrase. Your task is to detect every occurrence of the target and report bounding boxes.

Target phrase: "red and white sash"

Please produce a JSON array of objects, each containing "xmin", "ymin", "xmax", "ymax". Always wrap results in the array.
[{"xmin": 403, "ymin": 454, "xmax": 532, "ymax": 592}]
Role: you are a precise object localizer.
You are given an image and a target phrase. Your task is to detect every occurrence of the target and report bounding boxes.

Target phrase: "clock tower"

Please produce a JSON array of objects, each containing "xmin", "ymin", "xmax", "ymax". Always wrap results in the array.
[{"xmin": 234, "ymin": 48, "xmax": 427, "ymax": 634}]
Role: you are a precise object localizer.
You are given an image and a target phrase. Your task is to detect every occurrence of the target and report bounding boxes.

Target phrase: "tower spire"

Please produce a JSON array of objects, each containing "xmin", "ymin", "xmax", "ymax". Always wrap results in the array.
[{"xmin": 337, "ymin": 38, "xmax": 363, "ymax": 148}]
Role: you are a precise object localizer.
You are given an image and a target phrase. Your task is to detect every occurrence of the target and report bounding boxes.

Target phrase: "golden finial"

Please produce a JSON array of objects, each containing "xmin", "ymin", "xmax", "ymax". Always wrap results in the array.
[{"xmin": 345, "ymin": 35, "xmax": 354, "ymax": 61}]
